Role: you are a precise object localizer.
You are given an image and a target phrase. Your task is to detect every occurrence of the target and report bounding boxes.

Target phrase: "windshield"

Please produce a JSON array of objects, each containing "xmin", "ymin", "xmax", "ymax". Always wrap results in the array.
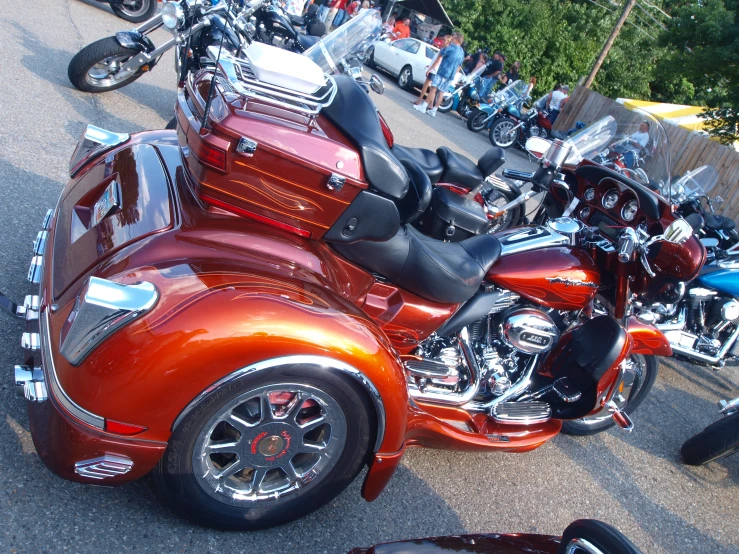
[
  {"xmin": 303, "ymin": 9, "xmax": 382, "ymax": 74},
  {"xmin": 563, "ymin": 110, "xmax": 671, "ymax": 194},
  {"xmin": 669, "ymin": 165, "xmax": 719, "ymax": 203},
  {"xmin": 492, "ymin": 80, "xmax": 528, "ymax": 105}
]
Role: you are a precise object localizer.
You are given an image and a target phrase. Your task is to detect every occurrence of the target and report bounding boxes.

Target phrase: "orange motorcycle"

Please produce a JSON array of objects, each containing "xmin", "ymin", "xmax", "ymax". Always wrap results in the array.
[{"xmin": 2, "ymin": 41, "xmax": 703, "ymax": 530}]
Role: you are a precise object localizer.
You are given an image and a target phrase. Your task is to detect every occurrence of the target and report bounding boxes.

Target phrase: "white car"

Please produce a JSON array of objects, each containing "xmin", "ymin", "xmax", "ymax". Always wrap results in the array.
[{"xmin": 367, "ymin": 38, "xmax": 438, "ymax": 90}]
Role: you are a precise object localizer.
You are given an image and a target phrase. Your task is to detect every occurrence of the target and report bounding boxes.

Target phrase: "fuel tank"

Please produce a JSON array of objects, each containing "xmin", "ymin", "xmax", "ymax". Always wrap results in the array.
[
  {"xmin": 697, "ymin": 265, "xmax": 739, "ymax": 298},
  {"xmin": 486, "ymin": 246, "xmax": 599, "ymax": 310}
]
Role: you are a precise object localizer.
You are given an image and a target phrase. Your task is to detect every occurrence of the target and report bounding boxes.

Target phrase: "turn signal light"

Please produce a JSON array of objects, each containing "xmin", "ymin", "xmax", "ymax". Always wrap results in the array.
[
  {"xmin": 105, "ymin": 419, "xmax": 147, "ymax": 436},
  {"xmin": 194, "ymin": 143, "xmax": 228, "ymax": 173}
]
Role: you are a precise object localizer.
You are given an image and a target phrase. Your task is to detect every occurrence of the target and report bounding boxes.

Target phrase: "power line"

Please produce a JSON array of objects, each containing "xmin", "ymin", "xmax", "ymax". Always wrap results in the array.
[
  {"xmin": 583, "ymin": 0, "xmax": 657, "ymax": 40},
  {"xmin": 638, "ymin": 0, "xmax": 672, "ymax": 19},
  {"xmin": 635, "ymin": 1, "xmax": 668, "ymax": 30}
]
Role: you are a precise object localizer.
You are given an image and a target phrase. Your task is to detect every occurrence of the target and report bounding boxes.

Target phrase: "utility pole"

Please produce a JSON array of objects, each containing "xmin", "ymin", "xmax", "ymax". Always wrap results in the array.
[{"xmin": 584, "ymin": 0, "xmax": 638, "ymax": 88}]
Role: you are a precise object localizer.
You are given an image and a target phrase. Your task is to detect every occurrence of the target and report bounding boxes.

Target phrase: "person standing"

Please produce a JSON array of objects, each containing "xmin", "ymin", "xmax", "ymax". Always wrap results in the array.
[
  {"xmin": 413, "ymin": 32, "xmax": 465, "ymax": 117},
  {"xmin": 546, "ymin": 84, "xmax": 569, "ymax": 124},
  {"xmin": 479, "ymin": 50, "xmax": 504, "ymax": 98},
  {"xmin": 393, "ymin": 17, "xmax": 411, "ymax": 39},
  {"xmin": 411, "ymin": 34, "xmax": 452, "ymax": 106},
  {"xmin": 315, "ymin": 0, "xmax": 331, "ymax": 23},
  {"xmin": 324, "ymin": 0, "xmax": 347, "ymax": 28},
  {"xmin": 506, "ymin": 61, "xmax": 521, "ymax": 84}
]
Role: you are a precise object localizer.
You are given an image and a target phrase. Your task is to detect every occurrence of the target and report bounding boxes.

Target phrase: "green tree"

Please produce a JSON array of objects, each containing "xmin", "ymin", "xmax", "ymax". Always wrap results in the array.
[{"xmin": 659, "ymin": 0, "xmax": 739, "ymax": 144}]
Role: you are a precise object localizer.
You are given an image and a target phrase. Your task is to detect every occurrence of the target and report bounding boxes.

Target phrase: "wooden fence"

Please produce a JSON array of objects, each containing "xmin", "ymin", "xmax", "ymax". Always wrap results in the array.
[{"xmin": 553, "ymin": 87, "xmax": 739, "ymax": 220}]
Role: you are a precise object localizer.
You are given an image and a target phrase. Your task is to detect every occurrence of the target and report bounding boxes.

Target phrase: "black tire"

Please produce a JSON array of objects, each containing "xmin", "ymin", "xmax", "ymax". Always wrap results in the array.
[
  {"xmin": 483, "ymin": 186, "xmax": 522, "ymax": 232},
  {"xmin": 559, "ymin": 520, "xmax": 642, "ymax": 554},
  {"xmin": 466, "ymin": 109, "xmax": 489, "ymax": 132},
  {"xmin": 153, "ymin": 365, "xmax": 375, "ymax": 530},
  {"xmin": 561, "ymin": 354, "xmax": 658, "ymax": 436},
  {"xmin": 68, "ymin": 37, "xmax": 143, "ymax": 93},
  {"xmin": 366, "ymin": 47, "xmax": 375, "ymax": 68},
  {"xmin": 489, "ymin": 117, "xmax": 518, "ymax": 149},
  {"xmin": 398, "ymin": 65, "xmax": 413, "ymax": 90},
  {"xmin": 437, "ymin": 94, "xmax": 454, "ymax": 113},
  {"xmin": 681, "ymin": 411, "xmax": 739, "ymax": 466},
  {"xmin": 165, "ymin": 117, "xmax": 177, "ymax": 130},
  {"xmin": 110, "ymin": 0, "xmax": 158, "ymax": 23}
]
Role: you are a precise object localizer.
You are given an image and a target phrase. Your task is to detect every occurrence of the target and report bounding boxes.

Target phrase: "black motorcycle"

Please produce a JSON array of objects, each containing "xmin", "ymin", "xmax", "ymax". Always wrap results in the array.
[
  {"xmin": 252, "ymin": 0, "xmax": 324, "ymax": 53},
  {"xmin": 68, "ymin": 0, "xmax": 323, "ymax": 94},
  {"xmin": 93, "ymin": 0, "xmax": 158, "ymax": 23}
]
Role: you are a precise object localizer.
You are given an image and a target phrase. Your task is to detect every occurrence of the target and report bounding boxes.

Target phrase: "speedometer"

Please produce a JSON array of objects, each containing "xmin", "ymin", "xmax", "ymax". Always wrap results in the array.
[
  {"xmin": 621, "ymin": 199, "xmax": 638, "ymax": 222},
  {"xmin": 584, "ymin": 188, "xmax": 595, "ymax": 201},
  {"xmin": 602, "ymin": 189, "xmax": 619, "ymax": 210}
]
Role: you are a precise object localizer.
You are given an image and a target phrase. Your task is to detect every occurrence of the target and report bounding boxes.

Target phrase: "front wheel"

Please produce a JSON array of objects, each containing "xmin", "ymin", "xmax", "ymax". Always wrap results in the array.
[
  {"xmin": 559, "ymin": 520, "xmax": 643, "ymax": 554},
  {"xmin": 437, "ymin": 94, "xmax": 454, "ymax": 113},
  {"xmin": 153, "ymin": 365, "xmax": 374, "ymax": 529},
  {"xmin": 68, "ymin": 37, "xmax": 143, "ymax": 93},
  {"xmin": 489, "ymin": 117, "xmax": 518, "ymax": 149},
  {"xmin": 561, "ymin": 354, "xmax": 657, "ymax": 436},
  {"xmin": 681, "ymin": 411, "xmax": 739, "ymax": 465},
  {"xmin": 466, "ymin": 109, "xmax": 488, "ymax": 132},
  {"xmin": 397, "ymin": 65, "xmax": 413, "ymax": 90},
  {"xmin": 110, "ymin": 0, "xmax": 158, "ymax": 23}
]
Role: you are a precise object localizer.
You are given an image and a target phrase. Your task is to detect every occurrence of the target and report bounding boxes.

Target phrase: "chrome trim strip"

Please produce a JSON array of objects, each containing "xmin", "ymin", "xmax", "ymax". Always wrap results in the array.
[
  {"xmin": 42, "ymin": 209, "xmax": 54, "ymax": 230},
  {"xmin": 171, "ymin": 355, "xmax": 387, "ymax": 452},
  {"xmin": 33, "ymin": 230, "xmax": 48, "ymax": 255},
  {"xmin": 498, "ymin": 226, "xmax": 570, "ymax": 257},
  {"xmin": 27, "ymin": 256, "xmax": 43, "ymax": 284},
  {"xmin": 60, "ymin": 277, "xmax": 159, "ymax": 366},
  {"xmin": 74, "ymin": 454, "xmax": 133, "ymax": 480},
  {"xmin": 564, "ymin": 537, "xmax": 605, "ymax": 554},
  {"xmin": 41, "ymin": 309, "xmax": 105, "ymax": 429},
  {"xmin": 69, "ymin": 125, "xmax": 130, "ymax": 177}
]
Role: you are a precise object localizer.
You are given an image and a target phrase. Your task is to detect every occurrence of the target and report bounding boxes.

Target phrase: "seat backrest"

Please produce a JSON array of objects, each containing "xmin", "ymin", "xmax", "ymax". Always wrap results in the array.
[
  {"xmin": 395, "ymin": 160, "xmax": 432, "ymax": 224},
  {"xmin": 321, "ymin": 75, "xmax": 409, "ymax": 200},
  {"xmin": 477, "ymin": 147, "xmax": 506, "ymax": 177}
]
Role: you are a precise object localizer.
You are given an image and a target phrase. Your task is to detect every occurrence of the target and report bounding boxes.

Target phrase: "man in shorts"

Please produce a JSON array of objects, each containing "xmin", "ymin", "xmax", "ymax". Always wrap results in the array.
[{"xmin": 413, "ymin": 32, "xmax": 465, "ymax": 117}]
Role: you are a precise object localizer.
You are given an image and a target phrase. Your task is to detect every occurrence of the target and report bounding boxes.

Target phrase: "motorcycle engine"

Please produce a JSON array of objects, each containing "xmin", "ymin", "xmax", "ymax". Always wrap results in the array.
[{"xmin": 409, "ymin": 290, "xmax": 565, "ymax": 402}]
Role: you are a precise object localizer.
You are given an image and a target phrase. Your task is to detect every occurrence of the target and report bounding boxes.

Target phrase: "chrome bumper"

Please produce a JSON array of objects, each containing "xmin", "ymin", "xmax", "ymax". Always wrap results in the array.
[{"xmin": 6, "ymin": 209, "xmax": 53, "ymax": 402}]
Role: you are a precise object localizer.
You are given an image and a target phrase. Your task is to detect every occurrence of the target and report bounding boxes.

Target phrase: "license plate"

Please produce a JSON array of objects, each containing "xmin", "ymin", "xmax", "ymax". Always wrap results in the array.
[{"xmin": 91, "ymin": 180, "xmax": 120, "ymax": 227}]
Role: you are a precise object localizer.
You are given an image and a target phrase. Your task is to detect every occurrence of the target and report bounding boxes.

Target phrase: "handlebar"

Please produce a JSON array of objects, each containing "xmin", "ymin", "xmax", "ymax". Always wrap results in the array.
[
  {"xmin": 502, "ymin": 169, "xmax": 534, "ymax": 182},
  {"xmin": 617, "ymin": 229, "xmax": 636, "ymax": 263}
]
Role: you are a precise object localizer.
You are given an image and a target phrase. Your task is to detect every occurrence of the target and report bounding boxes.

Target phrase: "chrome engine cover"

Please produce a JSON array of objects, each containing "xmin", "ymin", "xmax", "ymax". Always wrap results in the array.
[{"xmin": 500, "ymin": 308, "xmax": 559, "ymax": 354}]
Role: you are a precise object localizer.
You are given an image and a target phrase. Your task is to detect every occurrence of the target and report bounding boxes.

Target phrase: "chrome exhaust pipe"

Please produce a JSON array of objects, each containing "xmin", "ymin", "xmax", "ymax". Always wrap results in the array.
[
  {"xmin": 670, "ymin": 324, "xmax": 739, "ymax": 365},
  {"xmin": 408, "ymin": 327, "xmax": 482, "ymax": 406}
]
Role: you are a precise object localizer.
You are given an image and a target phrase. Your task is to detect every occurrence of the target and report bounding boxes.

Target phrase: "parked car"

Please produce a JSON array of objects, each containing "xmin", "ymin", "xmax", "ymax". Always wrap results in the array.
[{"xmin": 366, "ymin": 38, "xmax": 437, "ymax": 90}]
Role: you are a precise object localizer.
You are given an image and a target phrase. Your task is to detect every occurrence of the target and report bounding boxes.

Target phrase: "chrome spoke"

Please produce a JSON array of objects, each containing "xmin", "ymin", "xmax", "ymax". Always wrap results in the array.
[
  {"xmin": 299, "ymin": 415, "xmax": 326, "ymax": 434},
  {"xmin": 215, "ymin": 459, "xmax": 244, "ymax": 480},
  {"xmin": 205, "ymin": 440, "xmax": 240, "ymax": 455},
  {"xmin": 227, "ymin": 413, "xmax": 253, "ymax": 433},
  {"xmin": 260, "ymin": 395, "xmax": 274, "ymax": 423},
  {"xmin": 300, "ymin": 441, "xmax": 326, "ymax": 453},
  {"xmin": 251, "ymin": 468, "xmax": 268, "ymax": 492},
  {"xmin": 284, "ymin": 392, "xmax": 305, "ymax": 421},
  {"xmin": 282, "ymin": 460, "xmax": 299, "ymax": 481}
]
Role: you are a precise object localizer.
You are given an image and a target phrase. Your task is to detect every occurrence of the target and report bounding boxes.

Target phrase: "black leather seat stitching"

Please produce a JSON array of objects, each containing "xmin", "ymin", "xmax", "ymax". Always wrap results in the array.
[{"xmin": 321, "ymin": 75, "xmax": 409, "ymax": 199}]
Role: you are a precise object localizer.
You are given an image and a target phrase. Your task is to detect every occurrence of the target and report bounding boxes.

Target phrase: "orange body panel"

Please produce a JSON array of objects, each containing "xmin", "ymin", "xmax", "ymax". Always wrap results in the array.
[
  {"xmin": 626, "ymin": 316, "xmax": 673, "ymax": 356},
  {"xmin": 486, "ymin": 246, "xmax": 599, "ymax": 310}
]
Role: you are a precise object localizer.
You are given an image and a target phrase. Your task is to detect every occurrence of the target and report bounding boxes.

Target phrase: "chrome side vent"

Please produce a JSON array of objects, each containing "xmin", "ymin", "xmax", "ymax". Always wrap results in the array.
[
  {"xmin": 489, "ymin": 290, "xmax": 520, "ymax": 314},
  {"xmin": 491, "ymin": 401, "xmax": 551, "ymax": 424},
  {"xmin": 74, "ymin": 455, "xmax": 133, "ymax": 480},
  {"xmin": 33, "ymin": 230, "xmax": 48, "ymax": 255},
  {"xmin": 27, "ymin": 256, "xmax": 43, "ymax": 284},
  {"xmin": 405, "ymin": 358, "xmax": 455, "ymax": 379}
]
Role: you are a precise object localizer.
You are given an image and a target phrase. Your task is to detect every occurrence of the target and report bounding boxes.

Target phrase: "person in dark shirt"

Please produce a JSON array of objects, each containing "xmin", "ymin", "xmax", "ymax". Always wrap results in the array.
[
  {"xmin": 463, "ymin": 49, "xmax": 485, "ymax": 74},
  {"xmin": 480, "ymin": 51, "xmax": 504, "ymax": 98},
  {"xmin": 506, "ymin": 61, "xmax": 521, "ymax": 85}
]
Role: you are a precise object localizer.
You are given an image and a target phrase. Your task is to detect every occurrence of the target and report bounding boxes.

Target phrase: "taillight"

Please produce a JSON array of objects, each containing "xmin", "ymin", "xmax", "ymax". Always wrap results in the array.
[
  {"xmin": 105, "ymin": 419, "xmax": 147, "ymax": 436},
  {"xmin": 194, "ymin": 142, "xmax": 228, "ymax": 173},
  {"xmin": 378, "ymin": 112, "xmax": 394, "ymax": 148}
]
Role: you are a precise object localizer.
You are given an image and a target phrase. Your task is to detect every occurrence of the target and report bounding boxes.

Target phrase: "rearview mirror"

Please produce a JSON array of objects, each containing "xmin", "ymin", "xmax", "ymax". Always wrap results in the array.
[
  {"xmin": 370, "ymin": 74, "xmax": 384, "ymax": 95},
  {"xmin": 525, "ymin": 136, "xmax": 551, "ymax": 160},
  {"xmin": 663, "ymin": 219, "xmax": 693, "ymax": 244}
]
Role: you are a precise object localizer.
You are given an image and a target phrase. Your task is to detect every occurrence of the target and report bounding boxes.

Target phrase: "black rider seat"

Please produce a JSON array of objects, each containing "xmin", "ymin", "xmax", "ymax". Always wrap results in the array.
[
  {"xmin": 392, "ymin": 144, "xmax": 445, "ymax": 184},
  {"xmin": 297, "ymin": 33, "xmax": 320, "ymax": 49},
  {"xmin": 289, "ymin": 13, "xmax": 305, "ymax": 25},
  {"xmin": 436, "ymin": 146, "xmax": 485, "ymax": 189},
  {"xmin": 704, "ymin": 213, "xmax": 737, "ymax": 232},
  {"xmin": 333, "ymin": 225, "xmax": 501, "ymax": 304}
]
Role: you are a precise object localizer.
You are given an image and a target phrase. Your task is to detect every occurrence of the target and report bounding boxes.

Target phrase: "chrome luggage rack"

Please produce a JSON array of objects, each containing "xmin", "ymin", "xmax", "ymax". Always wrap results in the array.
[{"xmin": 207, "ymin": 47, "xmax": 336, "ymax": 117}]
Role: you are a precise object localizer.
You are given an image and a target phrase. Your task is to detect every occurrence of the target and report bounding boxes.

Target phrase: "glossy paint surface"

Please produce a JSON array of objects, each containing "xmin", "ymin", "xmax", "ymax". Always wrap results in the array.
[
  {"xmin": 486, "ymin": 247, "xmax": 599, "ymax": 310},
  {"xmin": 52, "ymin": 143, "xmax": 173, "ymax": 299},
  {"xmin": 175, "ymin": 74, "xmax": 366, "ymax": 239},
  {"xmin": 697, "ymin": 266, "xmax": 739, "ymax": 297},
  {"xmin": 626, "ymin": 316, "xmax": 672, "ymax": 356}
]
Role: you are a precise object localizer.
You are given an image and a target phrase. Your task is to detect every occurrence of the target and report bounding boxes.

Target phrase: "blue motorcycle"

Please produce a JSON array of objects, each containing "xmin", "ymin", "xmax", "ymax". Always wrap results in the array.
[
  {"xmin": 436, "ymin": 66, "xmax": 485, "ymax": 119},
  {"xmin": 465, "ymin": 80, "xmax": 528, "ymax": 137}
]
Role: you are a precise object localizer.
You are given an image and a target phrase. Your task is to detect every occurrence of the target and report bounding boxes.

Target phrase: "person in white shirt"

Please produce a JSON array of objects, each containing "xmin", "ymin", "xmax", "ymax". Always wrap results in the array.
[
  {"xmin": 546, "ymin": 84, "xmax": 569, "ymax": 124},
  {"xmin": 614, "ymin": 121, "xmax": 651, "ymax": 168},
  {"xmin": 628, "ymin": 121, "xmax": 651, "ymax": 149}
]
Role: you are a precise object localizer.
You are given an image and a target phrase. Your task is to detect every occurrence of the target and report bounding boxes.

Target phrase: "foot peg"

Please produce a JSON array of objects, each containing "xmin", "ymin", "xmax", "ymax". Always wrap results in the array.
[
  {"xmin": 0, "ymin": 294, "xmax": 40, "ymax": 320},
  {"xmin": 491, "ymin": 401, "xmax": 551, "ymax": 424},
  {"xmin": 604, "ymin": 400, "xmax": 634, "ymax": 432}
]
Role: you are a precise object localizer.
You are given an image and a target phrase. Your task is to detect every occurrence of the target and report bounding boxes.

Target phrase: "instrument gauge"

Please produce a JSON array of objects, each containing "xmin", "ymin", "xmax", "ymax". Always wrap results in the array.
[
  {"xmin": 602, "ymin": 189, "xmax": 619, "ymax": 210},
  {"xmin": 621, "ymin": 199, "xmax": 638, "ymax": 222},
  {"xmin": 584, "ymin": 188, "xmax": 595, "ymax": 201},
  {"xmin": 579, "ymin": 206, "xmax": 591, "ymax": 220}
]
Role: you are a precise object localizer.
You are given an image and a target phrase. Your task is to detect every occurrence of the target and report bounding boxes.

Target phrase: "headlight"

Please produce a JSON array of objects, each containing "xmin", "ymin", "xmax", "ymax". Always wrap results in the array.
[{"xmin": 161, "ymin": 1, "xmax": 185, "ymax": 30}]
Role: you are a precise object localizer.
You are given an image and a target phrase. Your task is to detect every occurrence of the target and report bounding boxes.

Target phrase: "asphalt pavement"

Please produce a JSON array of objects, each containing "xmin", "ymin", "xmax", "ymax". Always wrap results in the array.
[{"xmin": 1, "ymin": 2, "xmax": 738, "ymax": 553}]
